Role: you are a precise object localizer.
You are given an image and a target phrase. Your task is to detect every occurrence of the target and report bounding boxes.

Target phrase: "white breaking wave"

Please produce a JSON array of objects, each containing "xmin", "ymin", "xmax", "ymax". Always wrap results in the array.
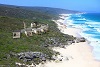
[
  {"xmin": 95, "ymin": 28, "xmax": 100, "ymax": 33},
  {"xmin": 85, "ymin": 21, "xmax": 100, "ymax": 25},
  {"xmin": 69, "ymin": 13, "xmax": 100, "ymax": 61},
  {"xmin": 76, "ymin": 18, "xmax": 86, "ymax": 21}
]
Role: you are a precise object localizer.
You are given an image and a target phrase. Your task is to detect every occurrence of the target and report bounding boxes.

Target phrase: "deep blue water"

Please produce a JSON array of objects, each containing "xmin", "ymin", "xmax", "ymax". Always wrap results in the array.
[{"xmin": 65, "ymin": 13, "xmax": 100, "ymax": 60}]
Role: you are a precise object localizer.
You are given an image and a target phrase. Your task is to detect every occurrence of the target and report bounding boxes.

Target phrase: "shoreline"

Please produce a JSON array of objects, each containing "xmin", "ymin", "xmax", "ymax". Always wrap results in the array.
[
  {"xmin": 20, "ymin": 14, "xmax": 100, "ymax": 67},
  {"xmin": 42, "ymin": 14, "xmax": 100, "ymax": 67},
  {"xmin": 57, "ymin": 14, "xmax": 100, "ymax": 61}
]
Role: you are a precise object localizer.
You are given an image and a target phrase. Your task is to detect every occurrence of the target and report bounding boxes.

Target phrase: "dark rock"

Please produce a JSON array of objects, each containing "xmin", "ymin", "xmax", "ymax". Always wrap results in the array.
[
  {"xmin": 17, "ymin": 52, "xmax": 48, "ymax": 62},
  {"xmin": 60, "ymin": 45, "xmax": 65, "ymax": 48},
  {"xmin": 67, "ymin": 41, "xmax": 72, "ymax": 45},
  {"xmin": 41, "ymin": 57, "xmax": 46, "ymax": 61},
  {"xmin": 59, "ymin": 58, "xmax": 62, "ymax": 61},
  {"xmin": 76, "ymin": 37, "xmax": 86, "ymax": 43},
  {"xmin": 72, "ymin": 40, "xmax": 75, "ymax": 43},
  {"xmin": 79, "ymin": 37, "xmax": 86, "ymax": 42},
  {"xmin": 24, "ymin": 52, "xmax": 34, "ymax": 59}
]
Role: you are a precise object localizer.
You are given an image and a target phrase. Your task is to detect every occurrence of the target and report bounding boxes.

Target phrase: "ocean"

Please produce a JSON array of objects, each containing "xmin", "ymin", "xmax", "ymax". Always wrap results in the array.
[{"xmin": 64, "ymin": 13, "xmax": 100, "ymax": 61}]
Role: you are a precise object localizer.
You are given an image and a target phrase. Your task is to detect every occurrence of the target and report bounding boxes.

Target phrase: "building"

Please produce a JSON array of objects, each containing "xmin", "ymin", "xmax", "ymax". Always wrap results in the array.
[
  {"xmin": 13, "ymin": 30, "xmax": 21, "ymax": 38},
  {"xmin": 31, "ymin": 22, "xmax": 36, "ymax": 28},
  {"xmin": 25, "ymin": 31, "xmax": 33, "ymax": 37},
  {"xmin": 24, "ymin": 28, "xmax": 33, "ymax": 37},
  {"xmin": 13, "ymin": 21, "xmax": 49, "ymax": 38}
]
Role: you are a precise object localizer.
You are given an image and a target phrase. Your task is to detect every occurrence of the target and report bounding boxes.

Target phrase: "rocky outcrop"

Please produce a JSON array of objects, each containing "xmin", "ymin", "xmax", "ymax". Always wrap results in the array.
[
  {"xmin": 17, "ymin": 52, "xmax": 48, "ymax": 62},
  {"xmin": 76, "ymin": 37, "xmax": 86, "ymax": 43}
]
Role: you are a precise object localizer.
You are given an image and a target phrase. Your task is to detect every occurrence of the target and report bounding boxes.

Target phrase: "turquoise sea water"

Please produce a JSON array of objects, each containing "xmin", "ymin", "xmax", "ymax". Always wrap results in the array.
[{"xmin": 64, "ymin": 13, "xmax": 100, "ymax": 60}]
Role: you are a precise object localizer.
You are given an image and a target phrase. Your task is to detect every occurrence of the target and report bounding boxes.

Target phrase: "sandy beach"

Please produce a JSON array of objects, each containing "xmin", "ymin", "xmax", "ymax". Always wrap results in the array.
[
  {"xmin": 43, "ymin": 42, "xmax": 100, "ymax": 67},
  {"xmin": 23, "ymin": 14, "xmax": 100, "ymax": 67},
  {"xmin": 38, "ymin": 14, "xmax": 100, "ymax": 67}
]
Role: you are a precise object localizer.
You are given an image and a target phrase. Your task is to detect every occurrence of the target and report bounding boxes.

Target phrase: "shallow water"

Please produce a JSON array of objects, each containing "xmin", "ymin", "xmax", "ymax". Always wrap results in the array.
[{"xmin": 64, "ymin": 13, "xmax": 100, "ymax": 61}]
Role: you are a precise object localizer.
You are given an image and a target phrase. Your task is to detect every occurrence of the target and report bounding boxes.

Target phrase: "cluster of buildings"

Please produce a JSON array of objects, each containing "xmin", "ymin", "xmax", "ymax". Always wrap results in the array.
[{"xmin": 13, "ymin": 22, "xmax": 49, "ymax": 38}]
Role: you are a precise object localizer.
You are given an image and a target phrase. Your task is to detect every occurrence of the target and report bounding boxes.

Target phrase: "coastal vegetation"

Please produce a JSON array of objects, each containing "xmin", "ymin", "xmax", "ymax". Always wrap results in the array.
[{"xmin": 0, "ymin": 4, "xmax": 78, "ymax": 66}]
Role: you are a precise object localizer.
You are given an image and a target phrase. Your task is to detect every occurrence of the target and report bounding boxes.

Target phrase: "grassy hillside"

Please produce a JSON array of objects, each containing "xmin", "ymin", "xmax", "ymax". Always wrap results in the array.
[
  {"xmin": 0, "ymin": 4, "xmax": 80, "ymax": 19},
  {"xmin": 0, "ymin": 4, "xmax": 76, "ymax": 66},
  {"xmin": 0, "ymin": 5, "xmax": 53, "ymax": 20},
  {"xmin": 20, "ymin": 6, "xmax": 80, "ymax": 15}
]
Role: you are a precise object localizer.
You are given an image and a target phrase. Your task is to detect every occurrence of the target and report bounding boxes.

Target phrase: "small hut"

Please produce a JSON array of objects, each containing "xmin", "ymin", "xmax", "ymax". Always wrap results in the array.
[
  {"xmin": 24, "ymin": 28, "xmax": 33, "ymax": 37},
  {"xmin": 13, "ymin": 30, "xmax": 21, "ymax": 38},
  {"xmin": 32, "ymin": 28, "xmax": 41, "ymax": 34},
  {"xmin": 31, "ymin": 22, "xmax": 36, "ymax": 28},
  {"xmin": 41, "ymin": 24, "xmax": 49, "ymax": 32},
  {"xmin": 32, "ymin": 28, "xmax": 38, "ymax": 34},
  {"xmin": 25, "ymin": 31, "xmax": 33, "ymax": 37},
  {"xmin": 38, "ymin": 26, "xmax": 45, "ymax": 33}
]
